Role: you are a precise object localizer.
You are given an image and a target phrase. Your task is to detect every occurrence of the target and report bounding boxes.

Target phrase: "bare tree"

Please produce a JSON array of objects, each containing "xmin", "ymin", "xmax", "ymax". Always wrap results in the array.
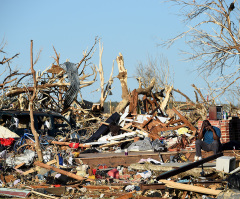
[
  {"xmin": 162, "ymin": 0, "xmax": 240, "ymax": 99},
  {"xmin": 135, "ymin": 54, "xmax": 174, "ymax": 112},
  {"xmin": 4, "ymin": 38, "xmax": 99, "ymax": 112},
  {"xmin": 136, "ymin": 54, "xmax": 174, "ymax": 93},
  {"xmin": 96, "ymin": 40, "xmax": 114, "ymax": 108},
  {"xmin": 0, "ymin": 38, "xmax": 19, "ymax": 66},
  {"xmin": 29, "ymin": 40, "xmax": 43, "ymax": 162}
]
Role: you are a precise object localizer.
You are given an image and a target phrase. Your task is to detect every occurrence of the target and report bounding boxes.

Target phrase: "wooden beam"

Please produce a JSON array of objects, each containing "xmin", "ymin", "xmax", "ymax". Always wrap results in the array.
[
  {"xmin": 50, "ymin": 140, "xmax": 90, "ymax": 148},
  {"xmin": 160, "ymin": 180, "xmax": 221, "ymax": 196},
  {"xmin": 76, "ymin": 153, "xmax": 161, "ymax": 168},
  {"xmin": 115, "ymin": 191, "xmax": 136, "ymax": 199},
  {"xmin": 140, "ymin": 116, "xmax": 154, "ymax": 129},
  {"xmin": 31, "ymin": 190, "xmax": 58, "ymax": 199},
  {"xmin": 14, "ymin": 163, "xmax": 25, "ymax": 169},
  {"xmin": 123, "ymin": 122, "xmax": 132, "ymax": 129},
  {"xmin": 140, "ymin": 183, "xmax": 166, "ymax": 191},
  {"xmin": 99, "ymin": 138, "xmax": 134, "ymax": 148},
  {"xmin": 129, "ymin": 89, "xmax": 138, "ymax": 115},
  {"xmin": 172, "ymin": 107, "xmax": 197, "ymax": 134},
  {"xmin": 82, "ymin": 185, "xmax": 123, "ymax": 190},
  {"xmin": 151, "ymin": 123, "xmax": 187, "ymax": 133},
  {"xmin": 34, "ymin": 161, "xmax": 86, "ymax": 181}
]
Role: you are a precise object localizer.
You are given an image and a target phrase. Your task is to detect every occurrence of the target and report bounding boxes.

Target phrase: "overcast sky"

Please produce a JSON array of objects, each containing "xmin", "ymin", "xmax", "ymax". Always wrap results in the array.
[{"xmin": 1, "ymin": 0, "xmax": 205, "ymax": 103}]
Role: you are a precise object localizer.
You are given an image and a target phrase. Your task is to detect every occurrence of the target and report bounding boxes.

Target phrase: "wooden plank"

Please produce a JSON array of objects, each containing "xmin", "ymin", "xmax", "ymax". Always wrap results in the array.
[
  {"xmin": 46, "ymin": 159, "xmax": 57, "ymax": 165},
  {"xmin": 132, "ymin": 124, "xmax": 149, "ymax": 133},
  {"xmin": 23, "ymin": 160, "xmax": 56, "ymax": 176},
  {"xmin": 172, "ymin": 107, "xmax": 197, "ymax": 134},
  {"xmin": 23, "ymin": 168, "xmax": 36, "ymax": 175},
  {"xmin": 115, "ymin": 191, "xmax": 135, "ymax": 199},
  {"xmin": 34, "ymin": 161, "xmax": 86, "ymax": 181},
  {"xmin": 141, "ymin": 116, "xmax": 154, "ymax": 128},
  {"xmin": 29, "ymin": 185, "xmax": 49, "ymax": 189},
  {"xmin": 50, "ymin": 140, "xmax": 90, "ymax": 148},
  {"xmin": 76, "ymin": 153, "xmax": 161, "ymax": 168},
  {"xmin": 164, "ymin": 118, "xmax": 181, "ymax": 127},
  {"xmin": 150, "ymin": 123, "xmax": 187, "ymax": 135},
  {"xmin": 160, "ymin": 180, "xmax": 222, "ymax": 195},
  {"xmin": 140, "ymin": 183, "xmax": 166, "ymax": 191},
  {"xmin": 138, "ymin": 197, "xmax": 165, "ymax": 199},
  {"xmin": 14, "ymin": 163, "xmax": 25, "ymax": 169},
  {"xmin": 82, "ymin": 185, "xmax": 123, "ymax": 190},
  {"xmin": 147, "ymin": 98, "xmax": 156, "ymax": 112},
  {"xmin": 31, "ymin": 190, "xmax": 58, "ymax": 199},
  {"xmin": 129, "ymin": 89, "xmax": 138, "ymax": 115},
  {"xmin": 99, "ymin": 138, "xmax": 134, "ymax": 148},
  {"xmin": 45, "ymin": 186, "xmax": 66, "ymax": 197},
  {"xmin": 133, "ymin": 124, "xmax": 161, "ymax": 140},
  {"xmin": 123, "ymin": 122, "xmax": 132, "ymax": 129}
]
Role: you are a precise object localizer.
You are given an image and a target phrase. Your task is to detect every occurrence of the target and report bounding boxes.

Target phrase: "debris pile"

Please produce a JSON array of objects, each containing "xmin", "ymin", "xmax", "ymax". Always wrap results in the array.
[
  {"xmin": 1, "ymin": 40, "xmax": 240, "ymax": 198},
  {"xmin": 0, "ymin": 101, "xmax": 238, "ymax": 198}
]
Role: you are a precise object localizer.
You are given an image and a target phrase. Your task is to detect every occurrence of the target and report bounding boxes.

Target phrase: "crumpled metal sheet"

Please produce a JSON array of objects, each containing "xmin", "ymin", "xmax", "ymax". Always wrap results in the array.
[{"xmin": 60, "ymin": 62, "xmax": 80, "ymax": 110}]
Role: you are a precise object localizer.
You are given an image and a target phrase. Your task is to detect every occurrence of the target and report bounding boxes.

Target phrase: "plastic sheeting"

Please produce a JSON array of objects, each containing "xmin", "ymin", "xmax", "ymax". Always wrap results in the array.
[{"xmin": 6, "ymin": 149, "xmax": 35, "ymax": 167}]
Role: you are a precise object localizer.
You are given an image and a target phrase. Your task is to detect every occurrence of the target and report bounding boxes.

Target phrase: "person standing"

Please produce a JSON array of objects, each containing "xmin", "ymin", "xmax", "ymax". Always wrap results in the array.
[{"xmin": 195, "ymin": 120, "xmax": 221, "ymax": 161}]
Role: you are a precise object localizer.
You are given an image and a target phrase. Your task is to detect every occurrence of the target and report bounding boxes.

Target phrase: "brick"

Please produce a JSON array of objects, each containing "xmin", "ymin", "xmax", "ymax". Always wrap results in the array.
[
  {"xmin": 221, "ymin": 133, "xmax": 229, "ymax": 136},
  {"xmin": 222, "ymin": 135, "xmax": 230, "ymax": 138},
  {"xmin": 221, "ymin": 132, "xmax": 228, "ymax": 134},
  {"xmin": 221, "ymin": 130, "xmax": 228, "ymax": 133}
]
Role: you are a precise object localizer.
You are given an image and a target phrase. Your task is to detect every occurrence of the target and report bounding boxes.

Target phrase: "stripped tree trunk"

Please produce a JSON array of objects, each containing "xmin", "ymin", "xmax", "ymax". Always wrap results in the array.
[
  {"xmin": 115, "ymin": 53, "xmax": 156, "ymax": 113},
  {"xmin": 30, "ymin": 40, "xmax": 43, "ymax": 162},
  {"xmin": 115, "ymin": 53, "xmax": 129, "ymax": 113},
  {"xmin": 160, "ymin": 85, "xmax": 173, "ymax": 112},
  {"xmin": 97, "ymin": 41, "xmax": 114, "ymax": 108}
]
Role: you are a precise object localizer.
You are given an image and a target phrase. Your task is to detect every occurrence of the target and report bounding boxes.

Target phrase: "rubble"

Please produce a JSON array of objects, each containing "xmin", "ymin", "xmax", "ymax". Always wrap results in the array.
[
  {"xmin": 1, "ymin": 41, "xmax": 240, "ymax": 198},
  {"xmin": 0, "ymin": 103, "xmax": 235, "ymax": 199}
]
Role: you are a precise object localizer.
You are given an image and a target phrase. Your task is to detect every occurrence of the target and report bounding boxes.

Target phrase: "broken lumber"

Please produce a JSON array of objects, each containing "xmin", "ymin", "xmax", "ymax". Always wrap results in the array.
[
  {"xmin": 160, "ymin": 180, "xmax": 221, "ymax": 195},
  {"xmin": 172, "ymin": 107, "xmax": 197, "ymax": 134},
  {"xmin": 129, "ymin": 89, "xmax": 138, "ymax": 115},
  {"xmin": 31, "ymin": 190, "xmax": 58, "ymax": 199},
  {"xmin": 23, "ymin": 159, "xmax": 57, "ymax": 175},
  {"xmin": 34, "ymin": 161, "xmax": 86, "ymax": 181},
  {"xmin": 115, "ymin": 191, "xmax": 136, "ymax": 199},
  {"xmin": 101, "ymin": 122, "xmax": 132, "ymax": 132},
  {"xmin": 140, "ymin": 183, "xmax": 166, "ymax": 191},
  {"xmin": 82, "ymin": 185, "xmax": 123, "ymax": 190},
  {"xmin": 50, "ymin": 140, "xmax": 90, "ymax": 148},
  {"xmin": 99, "ymin": 138, "xmax": 134, "ymax": 148},
  {"xmin": 23, "ymin": 168, "xmax": 36, "ymax": 176},
  {"xmin": 14, "ymin": 163, "xmax": 25, "ymax": 169}
]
